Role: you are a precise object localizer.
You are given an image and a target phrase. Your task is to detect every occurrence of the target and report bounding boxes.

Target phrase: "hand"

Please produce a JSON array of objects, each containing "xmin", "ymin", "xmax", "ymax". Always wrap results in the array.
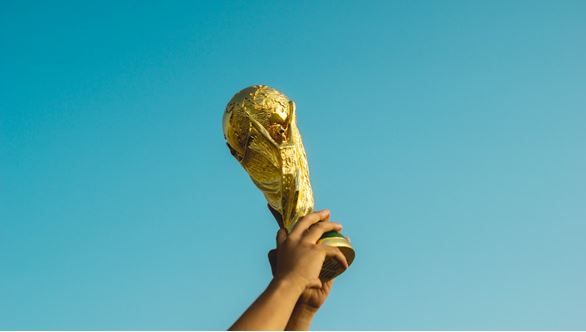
[
  {"xmin": 267, "ymin": 206, "xmax": 345, "ymax": 305},
  {"xmin": 269, "ymin": 232, "xmax": 336, "ymax": 311},
  {"xmin": 229, "ymin": 207, "xmax": 346, "ymax": 331}
]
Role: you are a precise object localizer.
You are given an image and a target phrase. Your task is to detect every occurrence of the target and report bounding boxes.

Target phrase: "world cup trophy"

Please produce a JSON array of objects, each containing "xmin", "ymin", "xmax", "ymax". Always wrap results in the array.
[{"xmin": 223, "ymin": 85, "xmax": 355, "ymax": 280}]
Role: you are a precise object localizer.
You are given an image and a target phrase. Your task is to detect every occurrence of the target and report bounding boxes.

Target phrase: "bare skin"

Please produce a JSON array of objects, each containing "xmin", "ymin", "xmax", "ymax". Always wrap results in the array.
[
  {"xmin": 229, "ymin": 209, "xmax": 348, "ymax": 331},
  {"xmin": 268, "ymin": 208, "xmax": 336, "ymax": 330}
]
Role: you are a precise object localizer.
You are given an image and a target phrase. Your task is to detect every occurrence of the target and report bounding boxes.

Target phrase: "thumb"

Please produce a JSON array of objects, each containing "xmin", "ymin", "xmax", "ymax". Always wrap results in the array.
[{"xmin": 276, "ymin": 228, "xmax": 287, "ymax": 248}]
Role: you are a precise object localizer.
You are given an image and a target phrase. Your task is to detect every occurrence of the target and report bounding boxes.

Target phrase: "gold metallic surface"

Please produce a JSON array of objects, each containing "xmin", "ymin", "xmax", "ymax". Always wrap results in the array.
[
  {"xmin": 223, "ymin": 85, "xmax": 355, "ymax": 279},
  {"xmin": 317, "ymin": 237, "xmax": 356, "ymax": 280}
]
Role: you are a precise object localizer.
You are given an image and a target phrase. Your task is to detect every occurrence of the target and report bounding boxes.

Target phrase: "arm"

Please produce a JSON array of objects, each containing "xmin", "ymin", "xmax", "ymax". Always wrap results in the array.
[
  {"xmin": 229, "ymin": 209, "xmax": 348, "ymax": 331},
  {"xmin": 285, "ymin": 298, "xmax": 320, "ymax": 331},
  {"xmin": 285, "ymin": 279, "xmax": 334, "ymax": 331},
  {"xmin": 229, "ymin": 276, "xmax": 305, "ymax": 331},
  {"xmin": 267, "ymin": 207, "xmax": 337, "ymax": 331}
]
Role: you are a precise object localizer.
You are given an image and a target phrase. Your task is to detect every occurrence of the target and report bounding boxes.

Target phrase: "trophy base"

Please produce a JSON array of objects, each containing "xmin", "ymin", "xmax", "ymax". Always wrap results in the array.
[{"xmin": 317, "ymin": 231, "xmax": 355, "ymax": 281}]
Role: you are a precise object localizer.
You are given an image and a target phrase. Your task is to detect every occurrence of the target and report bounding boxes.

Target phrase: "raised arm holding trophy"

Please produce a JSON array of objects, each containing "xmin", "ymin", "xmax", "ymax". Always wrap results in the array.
[{"xmin": 224, "ymin": 85, "xmax": 355, "ymax": 330}]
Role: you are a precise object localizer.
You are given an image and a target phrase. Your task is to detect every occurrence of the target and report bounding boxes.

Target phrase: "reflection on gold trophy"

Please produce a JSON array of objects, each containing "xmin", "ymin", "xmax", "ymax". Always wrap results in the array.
[{"xmin": 223, "ymin": 85, "xmax": 355, "ymax": 280}]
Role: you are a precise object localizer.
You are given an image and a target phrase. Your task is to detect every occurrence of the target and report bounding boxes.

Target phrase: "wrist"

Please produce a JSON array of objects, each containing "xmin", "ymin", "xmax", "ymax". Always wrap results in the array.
[{"xmin": 272, "ymin": 274, "xmax": 307, "ymax": 296}]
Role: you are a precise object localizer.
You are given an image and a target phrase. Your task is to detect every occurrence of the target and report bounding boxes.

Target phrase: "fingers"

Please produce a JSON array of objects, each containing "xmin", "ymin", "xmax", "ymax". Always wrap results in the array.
[
  {"xmin": 275, "ymin": 228, "xmax": 287, "ymax": 248},
  {"xmin": 303, "ymin": 221, "xmax": 343, "ymax": 244},
  {"xmin": 322, "ymin": 245, "xmax": 349, "ymax": 269},
  {"xmin": 323, "ymin": 278, "xmax": 335, "ymax": 288},
  {"xmin": 307, "ymin": 278, "xmax": 323, "ymax": 289},
  {"xmin": 290, "ymin": 209, "xmax": 330, "ymax": 238}
]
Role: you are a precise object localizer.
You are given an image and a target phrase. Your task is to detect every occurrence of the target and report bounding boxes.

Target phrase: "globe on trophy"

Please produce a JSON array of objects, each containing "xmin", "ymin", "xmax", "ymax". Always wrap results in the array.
[{"xmin": 223, "ymin": 85, "xmax": 355, "ymax": 280}]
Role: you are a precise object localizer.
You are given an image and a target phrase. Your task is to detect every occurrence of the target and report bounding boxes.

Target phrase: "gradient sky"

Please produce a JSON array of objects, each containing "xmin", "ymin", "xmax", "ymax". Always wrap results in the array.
[{"xmin": 1, "ymin": 0, "xmax": 585, "ymax": 330}]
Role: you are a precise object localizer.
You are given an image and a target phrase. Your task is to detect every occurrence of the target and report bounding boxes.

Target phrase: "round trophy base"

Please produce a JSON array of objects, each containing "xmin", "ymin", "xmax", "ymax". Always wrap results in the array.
[{"xmin": 317, "ymin": 231, "xmax": 355, "ymax": 281}]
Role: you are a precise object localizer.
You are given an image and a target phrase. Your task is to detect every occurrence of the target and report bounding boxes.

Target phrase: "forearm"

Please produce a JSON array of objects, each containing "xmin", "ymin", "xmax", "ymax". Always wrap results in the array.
[
  {"xmin": 285, "ymin": 304, "xmax": 318, "ymax": 331},
  {"xmin": 229, "ymin": 277, "xmax": 304, "ymax": 331}
]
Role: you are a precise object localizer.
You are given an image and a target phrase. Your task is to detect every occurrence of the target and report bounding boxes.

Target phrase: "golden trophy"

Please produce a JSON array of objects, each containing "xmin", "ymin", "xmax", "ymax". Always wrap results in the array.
[{"xmin": 223, "ymin": 85, "xmax": 355, "ymax": 280}]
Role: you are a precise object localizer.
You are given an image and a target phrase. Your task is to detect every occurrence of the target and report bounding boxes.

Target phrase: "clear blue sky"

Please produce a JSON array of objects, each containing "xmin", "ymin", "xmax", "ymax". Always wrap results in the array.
[{"xmin": 1, "ymin": 0, "xmax": 585, "ymax": 330}]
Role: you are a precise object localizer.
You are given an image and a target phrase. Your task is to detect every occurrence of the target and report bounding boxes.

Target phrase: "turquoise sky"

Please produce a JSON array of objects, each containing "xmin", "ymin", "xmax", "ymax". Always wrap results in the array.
[{"xmin": 1, "ymin": 0, "xmax": 585, "ymax": 330}]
